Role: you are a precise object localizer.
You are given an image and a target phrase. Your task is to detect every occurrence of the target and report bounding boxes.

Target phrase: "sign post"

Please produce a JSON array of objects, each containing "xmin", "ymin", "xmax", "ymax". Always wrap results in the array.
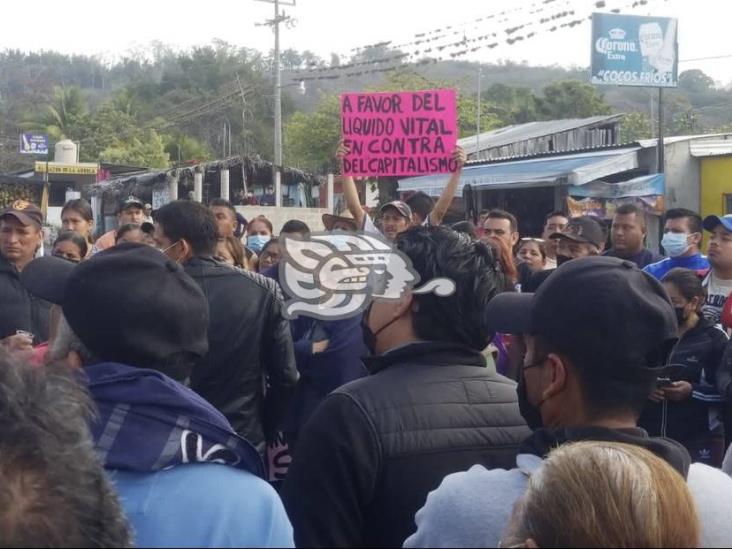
[
  {"xmin": 591, "ymin": 13, "xmax": 678, "ymax": 174},
  {"xmin": 19, "ymin": 134, "xmax": 50, "ymax": 216}
]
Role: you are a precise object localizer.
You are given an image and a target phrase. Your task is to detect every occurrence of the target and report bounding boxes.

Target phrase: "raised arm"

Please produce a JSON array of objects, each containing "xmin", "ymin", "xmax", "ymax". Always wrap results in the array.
[
  {"xmin": 337, "ymin": 142, "xmax": 366, "ymax": 229},
  {"xmin": 428, "ymin": 147, "xmax": 466, "ymax": 226}
]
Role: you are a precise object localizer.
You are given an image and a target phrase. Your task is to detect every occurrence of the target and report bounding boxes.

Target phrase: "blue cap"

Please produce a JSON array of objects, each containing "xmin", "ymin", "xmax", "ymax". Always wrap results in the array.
[{"xmin": 703, "ymin": 215, "xmax": 732, "ymax": 233}]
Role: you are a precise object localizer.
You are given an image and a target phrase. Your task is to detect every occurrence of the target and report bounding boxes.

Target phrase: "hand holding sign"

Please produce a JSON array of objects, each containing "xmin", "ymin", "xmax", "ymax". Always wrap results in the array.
[
  {"xmin": 452, "ymin": 146, "xmax": 466, "ymax": 170},
  {"xmin": 340, "ymin": 89, "xmax": 458, "ymax": 178}
]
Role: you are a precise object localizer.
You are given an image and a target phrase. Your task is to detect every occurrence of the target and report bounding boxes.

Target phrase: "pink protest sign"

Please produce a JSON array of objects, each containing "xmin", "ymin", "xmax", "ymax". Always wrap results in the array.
[{"xmin": 340, "ymin": 89, "xmax": 458, "ymax": 177}]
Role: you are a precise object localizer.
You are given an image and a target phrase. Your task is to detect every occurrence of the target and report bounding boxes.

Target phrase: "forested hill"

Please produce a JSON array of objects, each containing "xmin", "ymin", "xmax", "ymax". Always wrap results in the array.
[{"xmin": 1, "ymin": 42, "xmax": 730, "ymax": 173}]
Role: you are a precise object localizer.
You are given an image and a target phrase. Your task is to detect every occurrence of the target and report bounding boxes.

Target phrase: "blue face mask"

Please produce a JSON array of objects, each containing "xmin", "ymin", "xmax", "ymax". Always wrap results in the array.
[
  {"xmin": 247, "ymin": 235, "xmax": 270, "ymax": 254},
  {"xmin": 662, "ymin": 232, "xmax": 690, "ymax": 258}
]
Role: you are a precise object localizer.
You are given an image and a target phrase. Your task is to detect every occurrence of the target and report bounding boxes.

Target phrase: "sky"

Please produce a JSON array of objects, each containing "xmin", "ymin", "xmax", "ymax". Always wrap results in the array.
[{"xmin": 2, "ymin": 0, "xmax": 731, "ymax": 85}]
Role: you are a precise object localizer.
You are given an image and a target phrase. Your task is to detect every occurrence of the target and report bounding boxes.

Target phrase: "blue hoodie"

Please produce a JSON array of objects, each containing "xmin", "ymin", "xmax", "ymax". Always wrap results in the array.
[
  {"xmin": 643, "ymin": 253, "xmax": 710, "ymax": 280},
  {"xmin": 84, "ymin": 363, "xmax": 294, "ymax": 548}
]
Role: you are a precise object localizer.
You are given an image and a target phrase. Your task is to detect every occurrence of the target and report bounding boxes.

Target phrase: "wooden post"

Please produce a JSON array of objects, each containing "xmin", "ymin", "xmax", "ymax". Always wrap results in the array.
[
  {"xmin": 168, "ymin": 171, "xmax": 179, "ymax": 201},
  {"xmin": 275, "ymin": 169, "xmax": 282, "ymax": 208},
  {"xmin": 327, "ymin": 173, "xmax": 335, "ymax": 212},
  {"xmin": 220, "ymin": 169, "xmax": 230, "ymax": 201},
  {"xmin": 194, "ymin": 169, "xmax": 203, "ymax": 203}
]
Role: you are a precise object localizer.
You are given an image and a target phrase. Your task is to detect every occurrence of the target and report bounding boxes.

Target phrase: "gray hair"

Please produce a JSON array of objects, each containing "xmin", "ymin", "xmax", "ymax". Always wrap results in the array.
[{"xmin": 0, "ymin": 350, "xmax": 132, "ymax": 547}]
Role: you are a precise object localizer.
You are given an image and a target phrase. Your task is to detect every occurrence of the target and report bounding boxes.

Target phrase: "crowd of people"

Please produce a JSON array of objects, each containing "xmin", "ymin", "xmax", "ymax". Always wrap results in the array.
[{"xmin": 2, "ymin": 144, "xmax": 732, "ymax": 547}]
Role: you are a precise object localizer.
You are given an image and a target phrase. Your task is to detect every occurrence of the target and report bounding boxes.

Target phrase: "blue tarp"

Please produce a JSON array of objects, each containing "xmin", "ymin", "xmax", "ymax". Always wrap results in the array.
[
  {"xmin": 398, "ymin": 148, "xmax": 640, "ymax": 197},
  {"xmin": 568, "ymin": 173, "xmax": 665, "ymax": 199}
]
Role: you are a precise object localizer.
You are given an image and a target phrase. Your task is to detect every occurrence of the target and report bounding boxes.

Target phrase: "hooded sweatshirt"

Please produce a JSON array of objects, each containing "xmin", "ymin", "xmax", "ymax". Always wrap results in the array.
[
  {"xmin": 84, "ymin": 363, "xmax": 294, "ymax": 548},
  {"xmin": 404, "ymin": 426, "xmax": 732, "ymax": 548}
]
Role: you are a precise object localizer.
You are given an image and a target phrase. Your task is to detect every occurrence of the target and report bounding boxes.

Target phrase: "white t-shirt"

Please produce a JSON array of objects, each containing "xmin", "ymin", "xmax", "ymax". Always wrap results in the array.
[{"xmin": 702, "ymin": 272, "xmax": 732, "ymax": 325}]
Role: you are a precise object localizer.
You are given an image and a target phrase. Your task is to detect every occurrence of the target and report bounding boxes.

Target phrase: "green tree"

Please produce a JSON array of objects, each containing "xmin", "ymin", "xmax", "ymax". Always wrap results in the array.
[
  {"xmin": 164, "ymin": 133, "xmax": 214, "ymax": 165},
  {"xmin": 537, "ymin": 80, "xmax": 611, "ymax": 120},
  {"xmin": 284, "ymin": 95, "xmax": 341, "ymax": 172},
  {"xmin": 77, "ymin": 104, "xmax": 139, "ymax": 161},
  {"xmin": 678, "ymin": 69, "xmax": 715, "ymax": 94},
  {"xmin": 620, "ymin": 112, "xmax": 653, "ymax": 143},
  {"xmin": 24, "ymin": 86, "xmax": 88, "ymax": 140},
  {"xmin": 100, "ymin": 130, "xmax": 170, "ymax": 168},
  {"xmin": 483, "ymin": 83, "xmax": 538, "ymax": 125},
  {"xmin": 374, "ymin": 71, "xmax": 500, "ymax": 138}
]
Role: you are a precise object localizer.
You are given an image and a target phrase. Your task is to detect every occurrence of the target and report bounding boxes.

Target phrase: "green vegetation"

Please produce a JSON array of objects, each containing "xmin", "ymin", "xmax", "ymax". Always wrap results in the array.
[{"xmin": 1, "ymin": 43, "xmax": 730, "ymax": 173}]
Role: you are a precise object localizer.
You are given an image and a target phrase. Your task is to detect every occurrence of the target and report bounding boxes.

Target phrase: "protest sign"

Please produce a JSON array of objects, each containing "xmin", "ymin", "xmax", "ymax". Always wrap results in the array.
[{"xmin": 340, "ymin": 89, "xmax": 458, "ymax": 177}]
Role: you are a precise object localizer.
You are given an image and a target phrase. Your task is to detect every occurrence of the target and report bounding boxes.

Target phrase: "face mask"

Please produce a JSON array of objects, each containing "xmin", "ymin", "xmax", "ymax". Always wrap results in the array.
[
  {"xmin": 662, "ymin": 233, "xmax": 690, "ymax": 258},
  {"xmin": 361, "ymin": 301, "xmax": 404, "ymax": 356},
  {"xmin": 674, "ymin": 307, "xmax": 688, "ymax": 326},
  {"xmin": 556, "ymin": 254, "xmax": 572, "ymax": 267},
  {"xmin": 516, "ymin": 373, "xmax": 544, "ymax": 431},
  {"xmin": 247, "ymin": 235, "xmax": 270, "ymax": 254}
]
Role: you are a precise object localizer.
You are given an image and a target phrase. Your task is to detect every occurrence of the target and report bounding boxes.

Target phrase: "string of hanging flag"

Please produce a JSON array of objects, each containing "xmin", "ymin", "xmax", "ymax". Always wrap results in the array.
[{"xmin": 287, "ymin": 0, "xmax": 663, "ymax": 83}]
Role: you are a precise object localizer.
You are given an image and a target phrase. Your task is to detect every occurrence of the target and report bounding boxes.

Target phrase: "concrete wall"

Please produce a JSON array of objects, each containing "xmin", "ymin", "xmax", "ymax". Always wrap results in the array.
[
  {"xmin": 659, "ymin": 142, "xmax": 701, "ymax": 212},
  {"xmin": 235, "ymin": 206, "xmax": 330, "ymax": 233}
]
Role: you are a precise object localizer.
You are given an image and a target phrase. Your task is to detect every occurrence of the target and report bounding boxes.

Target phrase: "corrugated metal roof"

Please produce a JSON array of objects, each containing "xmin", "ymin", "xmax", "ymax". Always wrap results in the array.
[
  {"xmin": 398, "ymin": 147, "xmax": 640, "ymax": 196},
  {"xmin": 458, "ymin": 115, "xmax": 624, "ymax": 155},
  {"xmin": 689, "ymin": 139, "xmax": 732, "ymax": 158}
]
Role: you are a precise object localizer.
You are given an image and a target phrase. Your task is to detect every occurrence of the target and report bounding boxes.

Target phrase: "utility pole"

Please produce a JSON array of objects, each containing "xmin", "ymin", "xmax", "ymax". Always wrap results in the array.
[
  {"xmin": 236, "ymin": 73, "xmax": 248, "ymax": 157},
  {"xmin": 657, "ymin": 87, "xmax": 665, "ymax": 174},
  {"xmin": 255, "ymin": 0, "xmax": 296, "ymax": 185},
  {"xmin": 476, "ymin": 68, "xmax": 482, "ymax": 162}
]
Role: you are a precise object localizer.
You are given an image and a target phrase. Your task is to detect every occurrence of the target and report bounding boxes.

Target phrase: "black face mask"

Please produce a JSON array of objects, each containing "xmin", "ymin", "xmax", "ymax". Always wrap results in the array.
[
  {"xmin": 674, "ymin": 307, "xmax": 688, "ymax": 326},
  {"xmin": 556, "ymin": 254, "xmax": 573, "ymax": 267},
  {"xmin": 361, "ymin": 302, "xmax": 378, "ymax": 355},
  {"xmin": 361, "ymin": 301, "xmax": 404, "ymax": 356},
  {"xmin": 516, "ymin": 373, "xmax": 544, "ymax": 431}
]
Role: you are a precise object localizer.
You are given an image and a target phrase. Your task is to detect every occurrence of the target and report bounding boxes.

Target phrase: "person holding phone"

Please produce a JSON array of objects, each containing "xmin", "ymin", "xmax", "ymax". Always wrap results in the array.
[
  {"xmin": 640, "ymin": 268, "xmax": 728, "ymax": 467},
  {"xmin": 0, "ymin": 200, "xmax": 52, "ymax": 354}
]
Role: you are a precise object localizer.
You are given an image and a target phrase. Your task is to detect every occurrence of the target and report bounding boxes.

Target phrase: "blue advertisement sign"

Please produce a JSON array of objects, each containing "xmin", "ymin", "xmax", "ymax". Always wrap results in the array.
[
  {"xmin": 591, "ymin": 13, "xmax": 678, "ymax": 88},
  {"xmin": 19, "ymin": 133, "xmax": 49, "ymax": 155}
]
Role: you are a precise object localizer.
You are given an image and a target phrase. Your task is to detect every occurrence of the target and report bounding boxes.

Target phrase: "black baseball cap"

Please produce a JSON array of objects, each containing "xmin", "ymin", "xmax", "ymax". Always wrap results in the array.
[
  {"xmin": 550, "ymin": 216, "xmax": 605, "ymax": 249},
  {"xmin": 21, "ymin": 243, "xmax": 209, "ymax": 369},
  {"xmin": 1, "ymin": 200, "xmax": 44, "ymax": 229},
  {"xmin": 118, "ymin": 196, "xmax": 145, "ymax": 213},
  {"xmin": 486, "ymin": 256, "xmax": 678, "ymax": 372},
  {"xmin": 379, "ymin": 201, "xmax": 413, "ymax": 220},
  {"xmin": 20, "ymin": 256, "xmax": 76, "ymax": 304}
]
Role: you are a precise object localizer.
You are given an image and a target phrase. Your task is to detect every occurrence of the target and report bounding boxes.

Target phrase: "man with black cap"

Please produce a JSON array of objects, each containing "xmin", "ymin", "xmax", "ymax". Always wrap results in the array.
[
  {"xmin": 522, "ymin": 215, "xmax": 605, "ymax": 292},
  {"xmin": 19, "ymin": 246, "xmax": 295, "ymax": 548},
  {"xmin": 701, "ymin": 214, "xmax": 732, "ymax": 325},
  {"xmin": 405, "ymin": 256, "xmax": 732, "ymax": 548},
  {"xmin": 92, "ymin": 196, "xmax": 146, "ymax": 254},
  {"xmin": 0, "ymin": 200, "xmax": 51, "ymax": 352}
]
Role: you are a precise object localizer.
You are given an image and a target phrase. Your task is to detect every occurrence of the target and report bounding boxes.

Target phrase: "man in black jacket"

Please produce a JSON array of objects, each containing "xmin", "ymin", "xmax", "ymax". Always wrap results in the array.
[
  {"xmin": 0, "ymin": 201, "xmax": 51, "ymax": 352},
  {"xmin": 153, "ymin": 200, "xmax": 298, "ymax": 455},
  {"xmin": 281, "ymin": 226, "xmax": 530, "ymax": 548}
]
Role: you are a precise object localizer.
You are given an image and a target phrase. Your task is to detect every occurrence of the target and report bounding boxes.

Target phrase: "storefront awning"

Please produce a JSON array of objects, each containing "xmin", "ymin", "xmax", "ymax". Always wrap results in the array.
[{"xmin": 397, "ymin": 148, "xmax": 640, "ymax": 197}]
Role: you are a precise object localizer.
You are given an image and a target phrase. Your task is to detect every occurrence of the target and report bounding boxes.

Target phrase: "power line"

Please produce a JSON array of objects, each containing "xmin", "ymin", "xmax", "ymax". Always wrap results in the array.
[
  {"xmin": 680, "ymin": 54, "xmax": 732, "ymax": 63},
  {"xmin": 286, "ymin": 0, "xmax": 665, "ymax": 82}
]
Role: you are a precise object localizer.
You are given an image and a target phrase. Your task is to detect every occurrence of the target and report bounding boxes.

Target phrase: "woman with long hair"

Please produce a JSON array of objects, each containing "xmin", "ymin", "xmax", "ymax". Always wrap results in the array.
[
  {"xmin": 640, "ymin": 267, "xmax": 728, "ymax": 467},
  {"xmin": 61, "ymin": 199, "xmax": 94, "ymax": 256}
]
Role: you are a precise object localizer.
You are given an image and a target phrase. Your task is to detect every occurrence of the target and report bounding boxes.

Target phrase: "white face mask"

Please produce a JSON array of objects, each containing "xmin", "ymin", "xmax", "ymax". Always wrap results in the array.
[{"xmin": 662, "ymin": 232, "xmax": 691, "ymax": 258}]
